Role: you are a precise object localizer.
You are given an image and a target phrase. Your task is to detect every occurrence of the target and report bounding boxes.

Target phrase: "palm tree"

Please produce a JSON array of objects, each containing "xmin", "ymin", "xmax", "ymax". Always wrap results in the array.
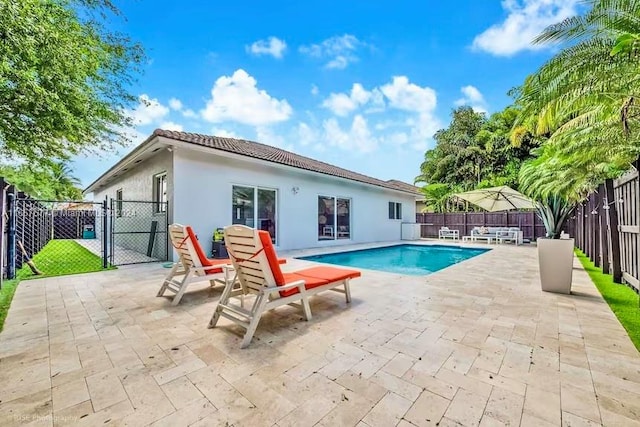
[
  {"xmin": 513, "ymin": 0, "xmax": 640, "ymax": 196},
  {"xmin": 50, "ymin": 161, "xmax": 82, "ymax": 200},
  {"xmin": 419, "ymin": 183, "xmax": 459, "ymax": 213}
]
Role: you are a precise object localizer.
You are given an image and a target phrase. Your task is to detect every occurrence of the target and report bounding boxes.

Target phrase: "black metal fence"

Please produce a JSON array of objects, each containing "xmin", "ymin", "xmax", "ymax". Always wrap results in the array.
[
  {"xmin": 5, "ymin": 191, "xmax": 107, "ymax": 280},
  {"xmin": 0, "ymin": 178, "xmax": 170, "ymax": 282}
]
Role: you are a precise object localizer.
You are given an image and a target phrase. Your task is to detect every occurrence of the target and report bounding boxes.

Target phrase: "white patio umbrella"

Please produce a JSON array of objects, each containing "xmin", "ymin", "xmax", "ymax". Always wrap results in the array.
[{"xmin": 454, "ymin": 186, "xmax": 535, "ymax": 212}]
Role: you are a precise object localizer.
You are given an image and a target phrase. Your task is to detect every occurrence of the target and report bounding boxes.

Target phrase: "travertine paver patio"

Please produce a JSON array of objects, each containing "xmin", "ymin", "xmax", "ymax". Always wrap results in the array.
[{"xmin": 0, "ymin": 241, "xmax": 639, "ymax": 426}]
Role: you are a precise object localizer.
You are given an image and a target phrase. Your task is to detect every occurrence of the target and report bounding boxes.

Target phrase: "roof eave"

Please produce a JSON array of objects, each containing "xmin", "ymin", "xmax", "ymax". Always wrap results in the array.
[{"xmin": 83, "ymin": 134, "xmax": 161, "ymax": 194}]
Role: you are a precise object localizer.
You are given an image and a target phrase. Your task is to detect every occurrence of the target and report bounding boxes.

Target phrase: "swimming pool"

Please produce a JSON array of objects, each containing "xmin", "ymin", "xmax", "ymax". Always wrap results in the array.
[{"xmin": 298, "ymin": 244, "xmax": 489, "ymax": 275}]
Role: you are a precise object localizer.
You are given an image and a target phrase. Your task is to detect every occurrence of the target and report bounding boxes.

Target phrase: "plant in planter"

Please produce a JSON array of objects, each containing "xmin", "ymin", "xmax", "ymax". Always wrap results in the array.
[
  {"xmin": 536, "ymin": 194, "xmax": 575, "ymax": 239},
  {"xmin": 519, "ymin": 148, "xmax": 582, "ymax": 294},
  {"xmin": 534, "ymin": 194, "xmax": 576, "ymax": 294}
]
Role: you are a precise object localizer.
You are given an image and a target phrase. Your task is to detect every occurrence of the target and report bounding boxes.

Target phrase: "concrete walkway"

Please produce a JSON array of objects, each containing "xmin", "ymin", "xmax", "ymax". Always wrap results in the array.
[
  {"xmin": 75, "ymin": 239, "xmax": 159, "ymax": 265},
  {"xmin": 0, "ymin": 242, "xmax": 638, "ymax": 426}
]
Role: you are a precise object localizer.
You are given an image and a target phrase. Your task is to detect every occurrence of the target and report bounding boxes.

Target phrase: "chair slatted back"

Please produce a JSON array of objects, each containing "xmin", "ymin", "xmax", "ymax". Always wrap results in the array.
[
  {"xmin": 224, "ymin": 225, "xmax": 277, "ymax": 295},
  {"xmin": 169, "ymin": 223, "xmax": 204, "ymax": 272}
]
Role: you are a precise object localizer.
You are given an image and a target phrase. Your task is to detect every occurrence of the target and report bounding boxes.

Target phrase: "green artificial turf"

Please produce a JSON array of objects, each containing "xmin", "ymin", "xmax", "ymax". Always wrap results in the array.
[
  {"xmin": 0, "ymin": 279, "xmax": 19, "ymax": 332},
  {"xmin": 17, "ymin": 239, "xmax": 114, "ymax": 280},
  {"xmin": 575, "ymin": 249, "xmax": 640, "ymax": 351}
]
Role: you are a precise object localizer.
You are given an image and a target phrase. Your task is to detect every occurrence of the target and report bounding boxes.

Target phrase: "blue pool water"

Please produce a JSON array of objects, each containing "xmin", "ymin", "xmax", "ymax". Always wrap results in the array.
[{"xmin": 298, "ymin": 244, "xmax": 489, "ymax": 275}]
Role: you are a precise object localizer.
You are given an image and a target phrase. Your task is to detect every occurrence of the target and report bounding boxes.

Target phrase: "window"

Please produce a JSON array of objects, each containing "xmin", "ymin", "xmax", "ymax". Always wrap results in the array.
[
  {"xmin": 115, "ymin": 189, "xmax": 123, "ymax": 217},
  {"xmin": 232, "ymin": 185, "xmax": 277, "ymax": 244},
  {"xmin": 153, "ymin": 173, "xmax": 167, "ymax": 213},
  {"xmin": 318, "ymin": 196, "xmax": 351, "ymax": 240},
  {"xmin": 389, "ymin": 202, "xmax": 402, "ymax": 220}
]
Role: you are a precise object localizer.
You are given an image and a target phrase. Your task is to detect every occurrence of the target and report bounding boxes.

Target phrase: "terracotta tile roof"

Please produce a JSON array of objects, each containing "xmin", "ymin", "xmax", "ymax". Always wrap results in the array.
[
  {"xmin": 385, "ymin": 179, "xmax": 423, "ymax": 195},
  {"xmin": 155, "ymin": 129, "xmax": 418, "ymax": 194}
]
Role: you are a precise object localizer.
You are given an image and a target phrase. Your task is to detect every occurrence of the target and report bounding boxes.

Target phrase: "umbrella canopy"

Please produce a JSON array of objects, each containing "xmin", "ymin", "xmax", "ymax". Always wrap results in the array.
[{"xmin": 454, "ymin": 186, "xmax": 535, "ymax": 212}]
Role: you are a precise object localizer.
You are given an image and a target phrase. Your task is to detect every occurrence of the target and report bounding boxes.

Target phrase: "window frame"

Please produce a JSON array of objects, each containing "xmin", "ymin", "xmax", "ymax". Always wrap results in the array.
[
  {"xmin": 153, "ymin": 172, "xmax": 167, "ymax": 214},
  {"xmin": 388, "ymin": 201, "xmax": 402, "ymax": 220},
  {"xmin": 318, "ymin": 194, "xmax": 352, "ymax": 241},
  {"xmin": 231, "ymin": 184, "xmax": 278, "ymax": 245},
  {"xmin": 115, "ymin": 188, "xmax": 123, "ymax": 217}
]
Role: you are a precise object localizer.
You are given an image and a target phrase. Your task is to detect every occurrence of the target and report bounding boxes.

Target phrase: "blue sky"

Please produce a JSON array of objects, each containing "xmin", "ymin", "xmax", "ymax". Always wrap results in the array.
[{"xmin": 77, "ymin": 0, "xmax": 580, "ymax": 189}]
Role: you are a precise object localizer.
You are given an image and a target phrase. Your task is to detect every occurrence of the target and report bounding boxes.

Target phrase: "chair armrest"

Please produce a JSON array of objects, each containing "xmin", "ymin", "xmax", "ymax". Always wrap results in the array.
[{"xmin": 271, "ymin": 280, "xmax": 306, "ymax": 291}]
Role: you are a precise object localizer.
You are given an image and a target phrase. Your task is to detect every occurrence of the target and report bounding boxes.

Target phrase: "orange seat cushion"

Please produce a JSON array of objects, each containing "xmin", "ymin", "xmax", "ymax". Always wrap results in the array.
[
  {"xmin": 277, "ymin": 267, "xmax": 360, "ymax": 297},
  {"xmin": 294, "ymin": 266, "xmax": 361, "ymax": 281},
  {"xmin": 258, "ymin": 230, "xmax": 287, "ymax": 294},
  {"xmin": 202, "ymin": 259, "xmax": 230, "ymax": 275},
  {"xmin": 279, "ymin": 273, "xmax": 330, "ymax": 297},
  {"xmin": 186, "ymin": 226, "xmax": 216, "ymax": 269}
]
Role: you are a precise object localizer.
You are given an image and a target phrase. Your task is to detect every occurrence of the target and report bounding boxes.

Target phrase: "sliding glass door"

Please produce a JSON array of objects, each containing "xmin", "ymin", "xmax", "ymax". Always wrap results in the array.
[
  {"xmin": 318, "ymin": 196, "xmax": 351, "ymax": 240},
  {"xmin": 232, "ymin": 186, "xmax": 255, "ymax": 227},
  {"xmin": 232, "ymin": 185, "xmax": 277, "ymax": 243},
  {"xmin": 257, "ymin": 189, "xmax": 276, "ymax": 243}
]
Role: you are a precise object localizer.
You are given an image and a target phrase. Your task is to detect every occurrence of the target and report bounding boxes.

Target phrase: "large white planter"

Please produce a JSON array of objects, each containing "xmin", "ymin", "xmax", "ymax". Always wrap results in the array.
[{"xmin": 538, "ymin": 238, "xmax": 575, "ymax": 294}]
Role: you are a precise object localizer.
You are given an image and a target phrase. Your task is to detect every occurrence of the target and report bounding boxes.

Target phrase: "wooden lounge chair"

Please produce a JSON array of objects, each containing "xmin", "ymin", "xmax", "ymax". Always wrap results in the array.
[
  {"xmin": 158, "ymin": 223, "xmax": 285, "ymax": 305},
  {"xmin": 208, "ymin": 224, "xmax": 361, "ymax": 348}
]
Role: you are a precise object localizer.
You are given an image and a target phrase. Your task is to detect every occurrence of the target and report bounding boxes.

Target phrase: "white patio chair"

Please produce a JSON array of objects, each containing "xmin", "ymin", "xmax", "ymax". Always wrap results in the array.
[
  {"xmin": 438, "ymin": 226, "xmax": 459, "ymax": 241},
  {"xmin": 157, "ymin": 224, "xmax": 230, "ymax": 305},
  {"xmin": 208, "ymin": 225, "xmax": 361, "ymax": 348}
]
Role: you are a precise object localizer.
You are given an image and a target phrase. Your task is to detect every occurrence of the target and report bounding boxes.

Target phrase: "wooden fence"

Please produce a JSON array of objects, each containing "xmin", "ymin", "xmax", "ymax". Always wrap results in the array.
[
  {"xmin": 613, "ymin": 163, "xmax": 639, "ymax": 290},
  {"xmin": 415, "ymin": 211, "xmax": 549, "ymax": 241}
]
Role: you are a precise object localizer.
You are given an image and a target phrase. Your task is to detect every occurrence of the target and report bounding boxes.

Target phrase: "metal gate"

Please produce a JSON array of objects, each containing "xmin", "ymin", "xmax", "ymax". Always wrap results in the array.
[
  {"xmin": 3, "ymin": 190, "xmax": 169, "ymax": 278},
  {"xmin": 613, "ymin": 160, "xmax": 640, "ymax": 292},
  {"xmin": 108, "ymin": 199, "xmax": 168, "ymax": 265}
]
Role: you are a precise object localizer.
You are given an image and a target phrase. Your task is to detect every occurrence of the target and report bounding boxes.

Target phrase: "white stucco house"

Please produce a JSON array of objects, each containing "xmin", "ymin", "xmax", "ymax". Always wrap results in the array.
[{"xmin": 85, "ymin": 129, "xmax": 421, "ymax": 260}]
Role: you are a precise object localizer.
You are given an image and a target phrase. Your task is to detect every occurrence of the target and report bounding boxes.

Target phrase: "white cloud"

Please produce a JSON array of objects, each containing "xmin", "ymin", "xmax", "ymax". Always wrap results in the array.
[
  {"xmin": 388, "ymin": 132, "xmax": 409, "ymax": 146},
  {"xmin": 351, "ymin": 83, "xmax": 372, "ymax": 104},
  {"xmin": 256, "ymin": 126, "xmax": 296, "ymax": 152},
  {"xmin": 380, "ymin": 76, "xmax": 437, "ymax": 113},
  {"xmin": 201, "ymin": 69, "xmax": 292, "ymax": 126},
  {"xmin": 168, "ymin": 98, "xmax": 183, "ymax": 111},
  {"xmin": 312, "ymin": 143, "xmax": 327, "ymax": 152},
  {"xmin": 326, "ymin": 56, "xmax": 349, "ymax": 70},
  {"xmin": 454, "ymin": 85, "xmax": 488, "ymax": 113},
  {"xmin": 299, "ymin": 34, "xmax": 368, "ymax": 69},
  {"xmin": 246, "ymin": 36, "xmax": 287, "ymax": 59},
  {"xmin": 128, "ymin": 94, "xmax": 169, "ymax": 126},
  {"xmin": 323, "ymin": 115, "xmax": 378, "ymax": 153},
  {"xmin": 297, "ymin": 122, "xmax": 318, "ymax": 146},
  {"xmin": 182, "ymin": 109, "xmax": 197, "ymax": 119},
  {"xmin": 159, "ymin": 121, "xmax": 183, "ymax": 131},
  {"xmin": 212, "ymin": 128, "xmax": 239, "ymax": 138},
  {"xmin": 256, "ymin": 126, "xmax": 285, "ymax": 147},
  {"xmin": 322, "ymin": 93, "xmax": 357, "ymax": 117},
  {"xmin": 322, "ymin": 83, "xmax": 374, "ymax": 116},
  {"xmin": 317, "ymin": 76, "xmax": 439, "ymax": 151},
  {"xmin": 311, "ymin": 84, "xmax": 319, "ymax": 96},
  {"xmin": 366, "ymin": 89, "xmax": 386, "ymax": 113},
  {"xmin": 461, "ymin": 85, "xmax": 484, "ymax": 104},
  {"xmin": 472, "ymin": 0, "xmax": 579, "ymax": 56},
  {"xmin": 409, "ymin": 113, "xmax": 442, "ymax": 150}
]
